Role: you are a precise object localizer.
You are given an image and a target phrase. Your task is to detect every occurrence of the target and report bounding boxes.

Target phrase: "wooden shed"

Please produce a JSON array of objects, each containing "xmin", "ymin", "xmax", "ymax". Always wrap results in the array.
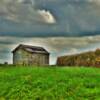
[{"xmin": 12, "ymin": 44, "xmax": 50, "ymax": 66}]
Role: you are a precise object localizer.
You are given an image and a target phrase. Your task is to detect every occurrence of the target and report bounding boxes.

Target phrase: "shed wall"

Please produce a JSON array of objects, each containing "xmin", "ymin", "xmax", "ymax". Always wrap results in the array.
[{"xmin": 13, "ymin": 48, "xmax": 49, "ymax": 66}]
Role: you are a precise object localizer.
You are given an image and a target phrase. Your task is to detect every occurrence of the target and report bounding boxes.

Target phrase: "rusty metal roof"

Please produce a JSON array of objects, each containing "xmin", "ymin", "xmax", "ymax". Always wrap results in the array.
[{"xmin": 12, "ymin": 44, "xmax": 50, "ymax": 54}]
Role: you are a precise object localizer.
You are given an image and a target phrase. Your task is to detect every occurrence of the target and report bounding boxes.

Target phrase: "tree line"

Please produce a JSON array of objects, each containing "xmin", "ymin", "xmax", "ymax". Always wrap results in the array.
[{"xmin": 57, "ymin": 49, "xmax": 100, "ymax": 67}]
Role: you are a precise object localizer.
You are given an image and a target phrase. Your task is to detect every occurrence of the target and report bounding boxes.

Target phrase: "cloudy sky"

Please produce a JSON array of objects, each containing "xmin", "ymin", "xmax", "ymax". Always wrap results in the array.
[{"xmin": 0, "ymin": 0, "xmax": 100, "ymax": 64}]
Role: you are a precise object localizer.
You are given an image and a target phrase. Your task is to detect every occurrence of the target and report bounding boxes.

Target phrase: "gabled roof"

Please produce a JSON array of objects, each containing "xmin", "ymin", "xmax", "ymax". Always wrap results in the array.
[{"xmin": 12, "ymin": 44, "xmax": 49, "ymax": 54}]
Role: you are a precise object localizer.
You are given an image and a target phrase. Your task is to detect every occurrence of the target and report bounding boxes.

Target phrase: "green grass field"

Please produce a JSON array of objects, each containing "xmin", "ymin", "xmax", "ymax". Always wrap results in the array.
[{"xmin": 0, "ymin": 66, "xmax": 100, "ymax": 100}]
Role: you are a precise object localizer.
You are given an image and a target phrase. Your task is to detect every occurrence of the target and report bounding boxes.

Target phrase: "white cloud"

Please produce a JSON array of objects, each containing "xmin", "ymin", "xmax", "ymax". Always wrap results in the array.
[
  {"xmin": 0, "ymin": 35, "xmax": 100, "ymax": 64},
  {"xmin": 68, "ymin": 48, "xmax": 79, "ymax": 54},
  {"xmin": 0, "ymin": 0, "xmax": 56, "ymax": 24},
  {"xmin": 17, "ymin": 0, "xmax": 26, "ymax": 3},
  {"xmin": 37, "ymin": 10, "xmax": 56, "ymax": 24},
  {"xmin": 1, "ymin": 0, "xmax": 100, "ymax": 34},
  {"xmin": 87, "ymin": 0, "xmax": 100, "ymax": 4}
]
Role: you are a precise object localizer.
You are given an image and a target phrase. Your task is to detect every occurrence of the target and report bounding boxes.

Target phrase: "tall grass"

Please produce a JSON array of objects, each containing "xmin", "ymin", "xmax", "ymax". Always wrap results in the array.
[{"xmin": 0, "ymin": 66, "xmax": 100, "ymax": 100}]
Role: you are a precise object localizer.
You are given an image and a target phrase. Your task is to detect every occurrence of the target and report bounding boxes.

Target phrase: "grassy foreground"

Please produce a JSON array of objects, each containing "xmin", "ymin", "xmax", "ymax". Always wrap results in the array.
[{"xmin": 0, "ymin": 66, "xmax": 100, "ymax": 100}]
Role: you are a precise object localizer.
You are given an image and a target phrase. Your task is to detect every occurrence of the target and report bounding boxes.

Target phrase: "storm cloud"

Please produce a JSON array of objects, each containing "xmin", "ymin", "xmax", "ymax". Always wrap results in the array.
[
  {"xmin": 0, "ymin": 0, "xmax": 100, "ymax": 64},
  {"xmin": 0, "ymin": 0, "xmax": 100, "ymax": 36}
]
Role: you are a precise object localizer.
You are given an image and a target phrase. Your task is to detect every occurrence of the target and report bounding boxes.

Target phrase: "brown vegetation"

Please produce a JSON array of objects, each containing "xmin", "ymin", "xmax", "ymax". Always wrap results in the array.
[{"xmin": 57, "ymin": 49, "xmax": 100, "ymax": 67}]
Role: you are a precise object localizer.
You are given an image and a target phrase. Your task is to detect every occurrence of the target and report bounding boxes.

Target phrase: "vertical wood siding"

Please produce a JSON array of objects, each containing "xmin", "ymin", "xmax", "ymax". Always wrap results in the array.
[{"xmin": 13, "ymin": 48, "xmax": 49, "ymax": 66}]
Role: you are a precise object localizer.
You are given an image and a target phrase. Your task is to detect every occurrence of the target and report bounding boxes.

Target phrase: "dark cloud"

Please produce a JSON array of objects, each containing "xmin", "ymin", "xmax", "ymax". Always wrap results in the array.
[
  {"xmin": 0, "ymin": 0, "xmax": 100, "ymax": 64},
  {"xmin": 0, "ymin": 0, "xmax": 100, "ymax": 36}
]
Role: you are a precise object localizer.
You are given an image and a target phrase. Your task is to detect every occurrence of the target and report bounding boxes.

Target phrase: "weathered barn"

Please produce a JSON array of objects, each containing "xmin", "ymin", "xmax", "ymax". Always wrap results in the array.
[{"xmin": 12, "ymin": 44, "xmax": 50, "ymax": 66}]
